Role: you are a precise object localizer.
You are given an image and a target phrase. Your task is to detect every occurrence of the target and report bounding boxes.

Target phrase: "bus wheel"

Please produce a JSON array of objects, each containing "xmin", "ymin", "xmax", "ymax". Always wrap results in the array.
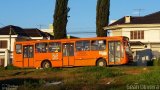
[
  {"xmin": 96, "ymin": 59, "xmax": 106, "ymax": 67},
  {"xmin": 42, "ymin": 61, "xmax": 52, "ymax": 69}
]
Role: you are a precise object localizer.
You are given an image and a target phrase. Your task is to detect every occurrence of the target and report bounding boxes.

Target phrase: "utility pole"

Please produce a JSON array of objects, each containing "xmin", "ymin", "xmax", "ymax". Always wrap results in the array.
[
  {"xmin": 9, "ymin": 26, "xmax": 12, "ymax": 65},
  {"xmin": 9, "ymin": 26, "xmax": 12, "ymax": 52},
  {"xmin": 37, "ymin": 24, "xmax": 46, "ymax": 29},
  {"xmin": 134, "ymin": 9, "xmax": 144, "ymax": 16}
]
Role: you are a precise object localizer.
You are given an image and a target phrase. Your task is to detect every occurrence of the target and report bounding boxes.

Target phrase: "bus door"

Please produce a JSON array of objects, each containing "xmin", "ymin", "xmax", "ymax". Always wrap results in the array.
[
  {"xmin": 108, "ymin": 41, "xmax": 121, "ymax": 65},
  {"xmin": 62, "ymin": 43, "xmax": 74, "ymax": 66},
  {"xmin": 23, "ymin": 45, "xmax": 34, "ymax": 67}
]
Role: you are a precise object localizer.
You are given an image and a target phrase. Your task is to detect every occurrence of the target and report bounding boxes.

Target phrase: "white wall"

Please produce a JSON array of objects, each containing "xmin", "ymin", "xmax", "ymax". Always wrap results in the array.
[
  {"xmin": 0, "ymin": 35, "xmax": 17, "ymax": 52},
  {"xmin": 30, "ymin": 37, "xmax": 43, "ymax": 40},
  {"xmin": 41, "ymin": 29, "xmax": 53, "ymax": 33},
  {"xmin": 121, "ymin": 27, "xmax": 160, "ymax": 43},
  {"xmin": 0, "ymin": 35, "xmax": 18, "ymax": 61}
]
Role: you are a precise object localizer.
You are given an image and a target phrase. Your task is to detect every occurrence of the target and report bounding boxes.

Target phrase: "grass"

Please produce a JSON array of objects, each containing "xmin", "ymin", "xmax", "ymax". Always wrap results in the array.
[
  {"xmin": 0, "ymin": 66, "xmax": 160, "ymax": 90},
  {"xmin": 0, "ymin": 66, "xmax": 5, "ymax": 71},
  {"xmin": 42, "ymin": 67, "xmax": 63, "ymax": 72},
  {"xmin": 124, "ymin": 66, "xmax": 160, "ymax": 84}
]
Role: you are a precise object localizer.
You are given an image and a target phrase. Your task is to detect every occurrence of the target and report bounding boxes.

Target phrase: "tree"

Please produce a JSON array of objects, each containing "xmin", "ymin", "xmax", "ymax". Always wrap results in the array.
[
  {"xmin": 53, "ymin": 0, "xmax": 69, "ymax": 39},
  {"xmin": 96, "ymin": 0, "xmax": 110, "ymax": 37}
]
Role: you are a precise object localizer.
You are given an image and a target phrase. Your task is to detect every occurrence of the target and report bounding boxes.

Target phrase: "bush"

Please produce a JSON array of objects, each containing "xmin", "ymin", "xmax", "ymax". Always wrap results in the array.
[
  {"xmin": 147, "ymin": 60, "xmax": 153, "ymax": 66},
  {"xmin": 5, "ymin": 65, "xmax": 19, "ymax": 70},
  {"xmin": 153, "ymin": 58, "xmax": 160, "ymax": 66}
]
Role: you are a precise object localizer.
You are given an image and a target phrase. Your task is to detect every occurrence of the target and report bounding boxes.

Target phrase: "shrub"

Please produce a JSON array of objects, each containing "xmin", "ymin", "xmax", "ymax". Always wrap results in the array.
[
  {"xmin": 153, "ymin": 58, "xmax": 160, "ymax": 66},
  {"xmin": 5, "ymin": 65, "xmax": 19, "ymax": 70}
]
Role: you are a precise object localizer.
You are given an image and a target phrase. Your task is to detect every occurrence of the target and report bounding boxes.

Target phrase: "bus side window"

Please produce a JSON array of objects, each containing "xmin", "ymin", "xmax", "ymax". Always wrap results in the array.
[
  {"xmin": 16, "ymin": 44, "xmax": 22, "ymax": 54},
  {"xmin": 76, "ymin": 40, "xmax": 90, "ymax": 51},
  {"xmin": 35, "ymin": 43, "xmax": 47, "ymax": 53},
  {"xmin": 91, "ymin": 40, "xmax": 106, "ymax": 51},
  {"xmin": 48, "ymin": 42, "xmax": 61, "ymax": 52}
]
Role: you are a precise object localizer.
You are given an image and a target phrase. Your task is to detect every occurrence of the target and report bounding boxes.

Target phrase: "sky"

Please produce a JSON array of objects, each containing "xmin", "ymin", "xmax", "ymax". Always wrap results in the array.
[{"xmin": 0, "ymin": 0, "xmax": 160, "ymax": 37}]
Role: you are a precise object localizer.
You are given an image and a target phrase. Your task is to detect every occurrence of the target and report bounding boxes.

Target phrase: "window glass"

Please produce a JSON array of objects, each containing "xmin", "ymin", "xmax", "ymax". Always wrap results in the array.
[
  {"xmin": 76, "ymin": 40, "xmax": 90, "ymax": 51},
  {"xmin": 28, "ymin": 46, "xmax": 34, "ymax": 58},
  {"xmin": 23, "ymin": 46, "xmax": 34, "ymax": 58},
  {"xmin": 141, "ymin": 31, "xmax": 144, "ymax": 39},
  {"xmin": 16, "ymin": 44, "xmax": 22, "ymax": 54},
  {"xmin": 130, "ymin": 31, "xmax": 144, "ymax": 40},
  {"xmin": 48, "ymin": 42, "xmax": 61, "ymax": 52},
  {"xmin": 0, "ymin": 40, "xmax": 7, "ymax": 48},
  {"xmin": 35, "ymin": 43, "xmax": 47, "ymax": 53},
  {"xmin": 63, "ymin": 44, "xmax": 74, "ymax": 56},
  {"xmin": 138, "ymin": 31, "xmax": 141, "ymax": 39},
  {"xmin": 130, "ymin": 31, "xmax": 133, "ymax": 39},
  {"xmin": 134, "ymin": 31, "xmax": 137, "ymax": 39},
  {"xmin": 91, "ymin": 40, "xmax": 106, "ymax": 51},
  {"xmin": 24, "ymin": 46, "xmax": 28, "ymax": 58}
]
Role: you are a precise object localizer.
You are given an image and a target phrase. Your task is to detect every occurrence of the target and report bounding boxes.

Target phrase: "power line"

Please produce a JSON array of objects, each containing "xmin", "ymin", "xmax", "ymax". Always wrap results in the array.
[
  {"xmin": 134, "ymin": 9, "xmax": 145, "ymax": 16},
  {"xmin": 36, "ymin": 24, "xmax": 46, "ymax": 29}
]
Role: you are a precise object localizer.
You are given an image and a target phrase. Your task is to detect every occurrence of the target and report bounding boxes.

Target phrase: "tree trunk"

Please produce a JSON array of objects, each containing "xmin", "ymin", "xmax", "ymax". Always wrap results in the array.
[
  {"xmin": 53, "ymin": 0, "xmax": 69, "ymax": 39},
  {"xmin": 96, "ymin": 0, "xmax": 110, "ymax": 37}
]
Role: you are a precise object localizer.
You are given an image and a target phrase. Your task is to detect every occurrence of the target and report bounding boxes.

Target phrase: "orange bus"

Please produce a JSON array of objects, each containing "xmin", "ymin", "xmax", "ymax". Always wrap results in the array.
[{"xmin": 13, "ymin": 36, "xmax": 133, "ymax": 68}]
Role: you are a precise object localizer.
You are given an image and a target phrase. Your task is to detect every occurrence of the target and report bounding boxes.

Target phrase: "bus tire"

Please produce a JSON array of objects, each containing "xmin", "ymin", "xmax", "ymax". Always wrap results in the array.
[
  {"xmin": 96, "ymin": 59, "xmax": 107, "ymax": 67},
  {"xmin": 41, "ymin": 60, "xmax": 52, "ymax": 69}
]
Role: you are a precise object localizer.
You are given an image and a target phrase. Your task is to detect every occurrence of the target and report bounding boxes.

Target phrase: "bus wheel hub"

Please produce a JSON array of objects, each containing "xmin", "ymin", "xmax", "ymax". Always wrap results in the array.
[{"xmin": 99, "ymin": 62, "xmax": 104, "ymax": 66}]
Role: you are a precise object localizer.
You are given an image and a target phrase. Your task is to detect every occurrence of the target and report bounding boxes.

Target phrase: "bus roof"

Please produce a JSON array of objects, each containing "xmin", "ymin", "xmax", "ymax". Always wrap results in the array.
[{"xmin": 15, "ymin": 36, "xmax": 127, "ymax": 44}]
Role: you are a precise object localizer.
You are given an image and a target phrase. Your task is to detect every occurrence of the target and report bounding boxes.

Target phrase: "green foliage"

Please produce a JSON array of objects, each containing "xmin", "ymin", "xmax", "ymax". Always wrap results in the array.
[
  {"xmin": 5, "ymin": 65, "xmax": 19, "ymax": 70},
  {"xmin": 96, "ymin": 0, "xmax": 110, "ymax": 37},
  {"xmin": 147, "ymin": 60, "xmax": 153, "ymax": 66},
  {"xmin": 153, "ymin": 58, "xmax": 160, "ymax": 66},
  {"xmin": 53, "ymin": 0, "xmax": 69, "ymax": 39}
]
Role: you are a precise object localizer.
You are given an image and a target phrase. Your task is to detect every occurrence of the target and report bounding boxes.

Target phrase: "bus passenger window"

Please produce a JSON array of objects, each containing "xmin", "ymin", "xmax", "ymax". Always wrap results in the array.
[
  {"xmin": 16, "ymin": 44, "xmax": 22, "ymax": 54},
  {"xmin": 91, "ymin": 40, "xmax": 106, "ymax": 51},
  {"xmin": 48, "ymin": 42, "xmax": 61, "ymax": 52},
  {"xmin": 76, "ymin": 40, "xmax": 90, "ymax": 51},
  {"xmin": 35, "ymin": 43, "xmax": 47, "ymax": 53}
]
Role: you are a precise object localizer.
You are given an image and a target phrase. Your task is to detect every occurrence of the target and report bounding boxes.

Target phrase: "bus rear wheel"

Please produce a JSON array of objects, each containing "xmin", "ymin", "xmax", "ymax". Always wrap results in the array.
[
  {"xmin": 41, "ymin": 61, "xmax": 52, "ymax": 69},
  {"xmin": 96, "ymin": 59, "xmax": 107, "ymax": 67}
]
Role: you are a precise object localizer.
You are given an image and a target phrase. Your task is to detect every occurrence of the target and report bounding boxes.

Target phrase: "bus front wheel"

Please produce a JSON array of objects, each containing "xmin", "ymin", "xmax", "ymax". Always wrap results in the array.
[
  {"xmin": 41, "ymin": 60, "xmax": 52, "ymax": 69},
  {"xmin": 96, "ymin": 59, "xmax": 107, "ymax": 67}
]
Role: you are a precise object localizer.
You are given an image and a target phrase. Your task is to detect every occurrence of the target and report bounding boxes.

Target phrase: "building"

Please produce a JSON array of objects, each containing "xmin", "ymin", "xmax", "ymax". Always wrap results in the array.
[
  {"xmin": 41, "ymin": 24, "xmax": 54, "ymax": 35},
  {"xmin": 104, "ymin": 11, "xmax": 160, "ymax": 63},
  {"xmin": 0, "ymin": 25, "xmax": 30, "ymax": 66},
  {"xmin": 0, "ymin": 25, "xmax": 54, "ymax": 66},
  {"xmin": 24, "ymin": 28, "xmax": 54, "ymax": 40}
]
